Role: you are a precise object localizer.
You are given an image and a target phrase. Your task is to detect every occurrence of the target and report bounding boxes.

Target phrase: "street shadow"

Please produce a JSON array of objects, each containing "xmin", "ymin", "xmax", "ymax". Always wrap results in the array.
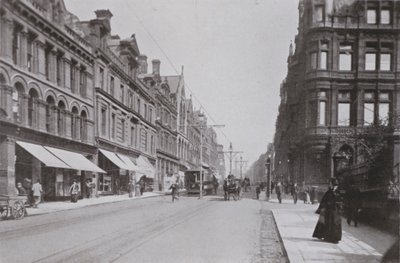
[
  {"xmin": 208, "ymin": 197, "xmax": 227, "ymax": 202},
  {"xmin": 285, "ymin": 236, "xmax": 325, "ymax": 243}
]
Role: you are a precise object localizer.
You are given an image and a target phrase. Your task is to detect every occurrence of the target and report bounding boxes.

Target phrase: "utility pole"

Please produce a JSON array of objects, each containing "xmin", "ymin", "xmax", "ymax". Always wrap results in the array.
[
  {"xmin": 266, "ymin": 155, "xmax": 271, "ymax": 201},
  {"xmin": 235, "ymin": 156, "xmax": 248, "ymax": 180},
  {"xmin": 220, "ymin": 142, "xmax": 243, "ymax": 175}
]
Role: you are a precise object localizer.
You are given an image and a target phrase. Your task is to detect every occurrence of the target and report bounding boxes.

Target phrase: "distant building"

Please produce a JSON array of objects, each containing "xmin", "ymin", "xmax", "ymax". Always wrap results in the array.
[{"xmin": 217, "ymin": 144, "xmax": 226, "ymax": 180}]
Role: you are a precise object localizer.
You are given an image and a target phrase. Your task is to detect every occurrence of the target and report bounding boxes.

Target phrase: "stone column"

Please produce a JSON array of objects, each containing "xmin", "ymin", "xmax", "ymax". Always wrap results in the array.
[
  {"xmin": 75, "ymin": 116, "xmax": 81, "ymax": 141},
  {"xmin": 63, "ymin": 58, "xmax": 70, "ymax": 89},
  {"xmin": 356, "ymin": 89, "xmax": 364, "ymax": 127},
  {"xmin": 0, "ymin": 137, "xmax": 16, "ymax": 196},
  {"xmin": 65, "ymin": 111, "xmax": 72, "ymax": 139},
  {"xmin": 86, "ymin": 119, "xmax": 95, "ymax": 144},
  {"xmin": 74, "ymin": 65, "xmax": 80, "ymax": 94},
  {"xmin": 1, "ymin": 84, "xmax": 12, "ymax": 120},
  {"xmin": 32, "ymin": 40, "xmax": 40, "ymax": 74},
  {"xmin": 36, "ymin": 99, "xmax": 47, "ymax": 132},
  {"xmin": 51, "ymin": 105, "xmax": 58, "ymax": 134},
  {"xmin": 36, "ymin": 40, "xmax": 46, "ymax": 77},
  {"xmin": 20, "ymin": 94, "xmax": 29, "ymax": 127},
  {"xmin": 60, "ymin": 109, "xmax": 67, "ymax": 137},
  {"xmin": 19, "ymin": 28, "xmax": 28, "ymax": 71},
  {"xmin": 1, "ymin": 16, "xmax": 14, "ymax": 61},
  {"xmin": 50, "ymin": 49, "xmax": 57, "ymax": 83},
  {"xmin": 31, "ymin": 157, "xmax": 41, "ymax": 184}
]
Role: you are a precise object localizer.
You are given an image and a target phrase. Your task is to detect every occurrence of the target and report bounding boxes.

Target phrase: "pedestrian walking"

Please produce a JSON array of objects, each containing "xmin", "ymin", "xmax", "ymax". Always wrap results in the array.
[
  {"xmin": 275, "ymin": 181, "xmax": 282, "ymax": 203},
  {"xmin": 291, "ymin": 183, "xmax": 299, "ymax": 204},
  {"xmin": 139, "ymin": 179, "xmax": 145, "ymax": 196},
  {"xmin": 23, "ymin": 178, "xmax": 33, "ymax": 206},
  {"xmin": 69, "ymin": 180, "xmax": 80, "ymax": 203},
  {"xmin": 304, "ymin": 188, "xmax": 311, "ymax": 204},
  {"xmin": 312, "ymin": 178, "xmax": 342, "ymax": 244},
  {"xmin": 345, "ymin": 180, "xmax": 361, "ymax": 227},
  {"xmin": 169, "ymin": 183, "xmax": 179, "ymax": 202},
  {"xmin": 31, "ymin": 180, "xmax": 43, "ymax": 208},
  {"xmin": 255, "ymin": 184, "xmax": 261, "ymax": 200},
  {"xmin": 128, "ymin": 179, "xmax": 134, "ymax": 198},
  {"xmin": 16, "ymin": 182, "xmax": 27, "ymax": 196},
  {"xmin": 85, "ymin": 179, "xmax": 92, "ymax": 198}
]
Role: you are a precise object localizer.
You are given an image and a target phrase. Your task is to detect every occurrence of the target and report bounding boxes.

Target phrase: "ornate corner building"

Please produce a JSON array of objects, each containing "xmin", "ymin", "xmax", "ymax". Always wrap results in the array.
[{"xmin": 273, "ymin": 0, "xmax": 399, "ymax": 194}]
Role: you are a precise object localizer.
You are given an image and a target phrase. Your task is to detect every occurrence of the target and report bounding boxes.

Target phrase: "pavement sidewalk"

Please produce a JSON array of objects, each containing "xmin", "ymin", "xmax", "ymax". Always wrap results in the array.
[
  {"xmin": 270, "ymin": 198, "xmax": 398, "ymax": 263},
  {"xmin": 26, "ymin": 192, "xmax": 162, "ymax": 216}
]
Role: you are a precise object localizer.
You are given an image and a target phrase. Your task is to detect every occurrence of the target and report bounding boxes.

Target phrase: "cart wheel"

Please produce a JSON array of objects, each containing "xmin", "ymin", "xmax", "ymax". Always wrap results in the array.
[
  {"xmin": 0, "ymin": 207, "xmax": 8, "ymax": 220},
  {"xmin": 11, "ymin": 201, "xmax": 25, "ymax": 220}
]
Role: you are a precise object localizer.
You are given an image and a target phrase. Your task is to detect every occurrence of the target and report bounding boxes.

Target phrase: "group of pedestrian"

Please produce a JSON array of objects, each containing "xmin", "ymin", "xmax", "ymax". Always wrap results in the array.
[{"xmin": 15, "ymin": 179, "xmax": 43, "ymax": 208}]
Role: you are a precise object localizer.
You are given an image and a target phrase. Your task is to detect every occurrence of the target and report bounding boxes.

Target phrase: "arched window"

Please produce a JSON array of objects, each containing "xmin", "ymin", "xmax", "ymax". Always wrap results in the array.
[
  {"xmin": 46, "ymin": 96, "xmax": 55, "ymax": 132},
  {"xmin": 71, "ymin": 107, "xmax": 79, "ymax": 139},
  {"xmin": 28, "ymin": 89, "xmax": 39, "ymax": 127},
  {"xmin": 80, "ymin": 110, "xmax": 87, "ymax": 142},
  {"xmin": 13, "ymin": 82, "xmax": 25, "ymax": 123},
  {"xmin": 57, "ymin": 101, "xmax": 66, "ymax": 136}
]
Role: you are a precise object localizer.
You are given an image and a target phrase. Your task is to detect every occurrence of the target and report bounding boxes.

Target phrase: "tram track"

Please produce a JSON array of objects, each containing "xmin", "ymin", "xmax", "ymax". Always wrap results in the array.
[{"xmin": 30, "ymin": 199, "xmax": 215, "ymax": 263}]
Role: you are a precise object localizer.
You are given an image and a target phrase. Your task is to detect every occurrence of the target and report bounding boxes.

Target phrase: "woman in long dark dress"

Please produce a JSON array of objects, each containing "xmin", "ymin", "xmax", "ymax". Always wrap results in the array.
[{"xmin": 312, "ymin": 179, "xmax": 342, "ymax": 243}]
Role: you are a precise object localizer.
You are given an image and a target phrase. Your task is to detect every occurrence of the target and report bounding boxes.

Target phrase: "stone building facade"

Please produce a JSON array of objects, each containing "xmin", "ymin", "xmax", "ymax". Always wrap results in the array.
[
  {"xmin": 0, "ymin": 0, "xmax": 223, "ymax": 198},
  {"xmin": 216, "ymin": 144, "xmax": 226, "ymax": 180},
  {"xmin": 0, "ymin": 0, "xmax": 103, "ymax": 199},
  {"xmin": 80, "ymin": 10, "xmax": 157, "ymax": 195},
  {"xmin": 138, "ymin": 59, "xmax": 179, "ymax": 191},
  {"xmin": 274, "ymin": 0, "xmax": 400, "ymax": 193},
  {"xmin": 185, "ymin": 98, "xmax": 201, "ymax": 170}
]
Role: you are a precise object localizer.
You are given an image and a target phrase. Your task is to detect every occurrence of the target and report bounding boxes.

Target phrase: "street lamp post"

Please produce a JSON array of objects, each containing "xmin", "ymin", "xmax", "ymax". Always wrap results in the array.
[
  {"xmin": 266, "ymin": 155, "xmax": 271, "ymax": 201},
  {"xmin": 199, "ymin": 125, "xmax": 203, "ymax": 198}
]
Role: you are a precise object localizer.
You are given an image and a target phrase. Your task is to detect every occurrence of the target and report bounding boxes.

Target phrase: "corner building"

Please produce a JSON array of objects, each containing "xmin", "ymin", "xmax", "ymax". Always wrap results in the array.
[{"xmin": 274, "ymin": 0, "xmax": 399, "ymax": 194}]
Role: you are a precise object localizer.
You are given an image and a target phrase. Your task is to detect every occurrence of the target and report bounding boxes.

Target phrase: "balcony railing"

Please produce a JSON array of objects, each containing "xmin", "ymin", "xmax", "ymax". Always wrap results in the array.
[{"xmin": 309, "ymin": 15, "xmax": 397, "ymax": 31}]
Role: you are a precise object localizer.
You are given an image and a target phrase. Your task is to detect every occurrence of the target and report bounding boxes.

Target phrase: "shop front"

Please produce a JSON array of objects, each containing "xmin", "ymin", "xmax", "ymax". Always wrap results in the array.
[
  {"xmin": 135, "ymin": 156, "xmax": 156, "ymax": 192},
  {"xmin": 15, "ymin": 141, "xmax": 105, "ymax": 201},
  {"xmin": 98, "ymin": 149, "xmax": 137, "ymax": 195}
]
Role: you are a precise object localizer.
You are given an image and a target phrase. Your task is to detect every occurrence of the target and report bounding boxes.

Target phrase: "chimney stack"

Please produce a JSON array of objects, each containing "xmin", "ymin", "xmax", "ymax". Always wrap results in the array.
[
  {"xmin": 152, "ymin": 59, "xmax": 160, "ymax": 76},
  {"xmin": 95, "ymin": 9, "xmax": 113, "ymax": 20},
  {"xmin": 138, "ymin": 54, "xmax": 148, "ymax": 74}
]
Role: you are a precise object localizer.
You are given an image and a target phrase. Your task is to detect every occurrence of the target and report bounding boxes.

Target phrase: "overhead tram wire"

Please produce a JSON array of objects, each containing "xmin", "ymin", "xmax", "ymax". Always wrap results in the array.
[{"xmin": 125, "ymin": 2, "xmax": 231, "ymax": 144}]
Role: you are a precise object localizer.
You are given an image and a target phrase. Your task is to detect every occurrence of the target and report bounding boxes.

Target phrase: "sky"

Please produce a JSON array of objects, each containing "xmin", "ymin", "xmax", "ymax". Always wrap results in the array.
[{"xmin": 64, "ymin": 0, "xmax": 299, "ymax": 168}]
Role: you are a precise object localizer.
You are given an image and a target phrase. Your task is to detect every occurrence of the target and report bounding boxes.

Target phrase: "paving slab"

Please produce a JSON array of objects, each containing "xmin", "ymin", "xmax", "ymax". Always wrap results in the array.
[{"xmin": 270, "ymin": 199, "xmax": 398, "ymax": 263}]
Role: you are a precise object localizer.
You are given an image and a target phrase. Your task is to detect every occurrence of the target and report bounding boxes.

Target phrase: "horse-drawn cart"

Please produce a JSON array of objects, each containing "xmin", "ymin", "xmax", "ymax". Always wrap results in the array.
[
  {"xmin": 0, "ymin": 195, "xmax": 27, "ymax": 220},
  {"xmin": 224, "ymin": 178, "xmax": 240, "ymax": 201}
]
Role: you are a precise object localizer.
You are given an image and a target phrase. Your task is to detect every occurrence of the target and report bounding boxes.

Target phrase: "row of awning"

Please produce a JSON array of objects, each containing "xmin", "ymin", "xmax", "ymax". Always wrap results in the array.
[
  {"xmin": 17, "ymin": 141, "xmax": 105, "ymax": 173},
  {"xmin": 16, "ymin": 141, "xmax": 155, "ymax": 178},
  {"xmin": 99, "ymin": 149, "xmax": 155, "ymax": 179}
]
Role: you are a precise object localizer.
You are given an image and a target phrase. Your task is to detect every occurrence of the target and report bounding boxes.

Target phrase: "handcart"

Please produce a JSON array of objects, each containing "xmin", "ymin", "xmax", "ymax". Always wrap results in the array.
[{"xmin": 0, "ymin": 195, "xmax": 27, "ymax": 220}]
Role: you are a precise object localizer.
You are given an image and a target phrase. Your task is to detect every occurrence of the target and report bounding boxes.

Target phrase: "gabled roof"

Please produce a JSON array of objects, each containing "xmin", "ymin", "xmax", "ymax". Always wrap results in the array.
[
  {"xmin": 163, "ymin": 75, "xmax": 181, "ymax": 94},
  {"xmin": 120, "ymin": 34, "xmax": 140, "ymax": 56}
]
